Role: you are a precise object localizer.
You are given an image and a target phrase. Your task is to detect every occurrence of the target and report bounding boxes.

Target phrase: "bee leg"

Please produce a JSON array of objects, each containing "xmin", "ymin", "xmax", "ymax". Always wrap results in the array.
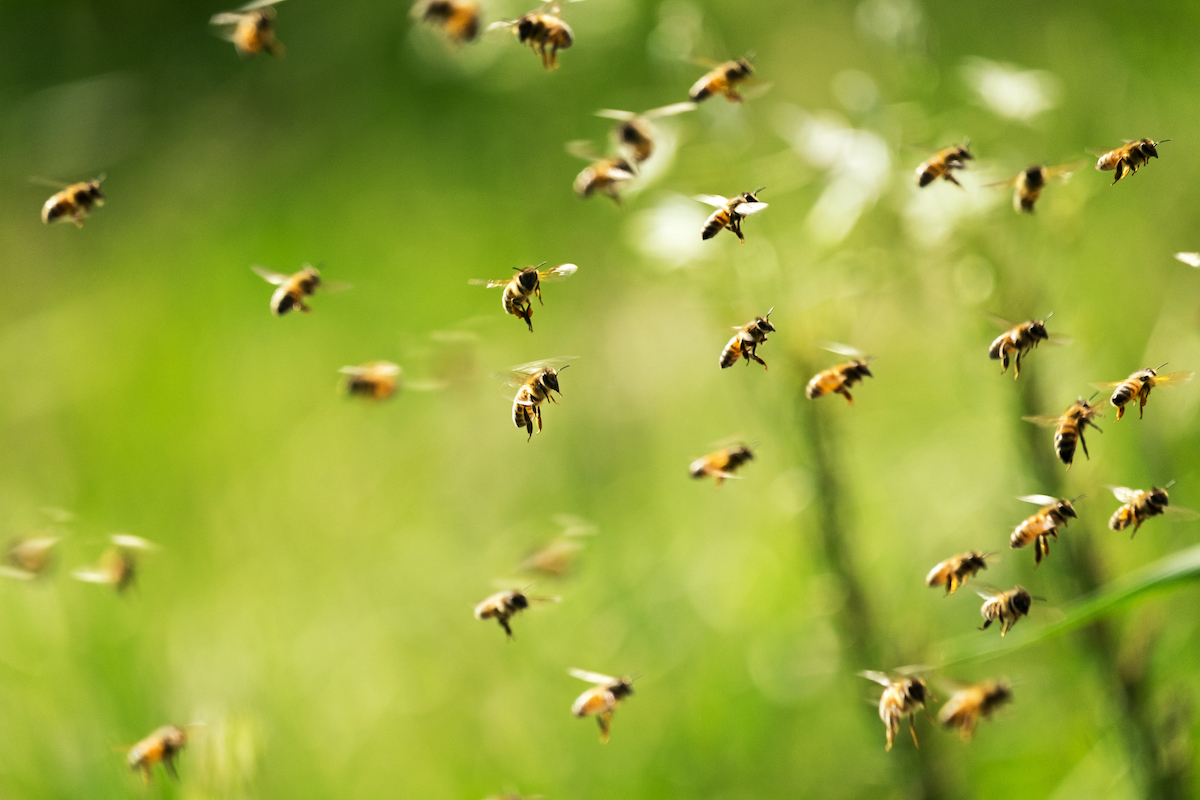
[
  {"xmin": 746, "ymin": 345, "xmax": 768, "ymax": 370},
  {"xmin": 839, "ymin": 389, "xmax": 854, "ymax": 405},
  {"xmin": 525, "ymin": 415, "xmax": 534, "ymax": 441},
  {"xmin": 909, "ymin": 714, "xmax": 920, "ymax": 748},
  {"xmin": 979, "ymin": 619, "xmax": 992, "ymax": 631},
  {"xmin": 535, "ymin": 407, "xmax": 543, "ymax": 433},
  {"xmin": 944, "ymin": 172, "xmax": 963, "ymax": 188},
  {"xmin": 164, "ymin": 755, "xmax": 179, "ymax": 781},
  {"xmin": 1013, "ymin": 352, "xmax": 1021, "ymax": 379},
  {"xmin": 1138, "ymin": 395, "xmax": 1147, "ymax": 419},
  {"xmin": 500, "ymin": 617, "xmax": 513, "ymax": 639},
  {"xmin": 597, "ymin": 712, "xmax": 611, "ymax": 744},
  {"xmin": 1079, "ymin": 429, "xmax": 1090, "ymax": 461},
  {"xmin": 1115, "ymin": 404, "xmax": 1125, "ymax": 422}
]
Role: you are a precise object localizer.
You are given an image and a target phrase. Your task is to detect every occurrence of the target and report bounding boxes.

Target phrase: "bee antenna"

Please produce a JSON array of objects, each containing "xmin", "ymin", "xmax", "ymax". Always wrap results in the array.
[
  {"xmin": 1165, "ymin": 479, "xmax": 1177, "ymax": 489},
  {"xmin": 1043, "ymin": 311, "xmax": 1054, "ymax": 321},
  {"xmin": 744, "ymin": 51, "xmax": 756, "ymax": 61},
  {"xmin": 765, "ymin": 307, "xmax": 774, "ymax": 318},
  {"xmin": 1087, "ymin": 390, "xmax": 1099, "ymax": 401},
  {"xmin": 96, "ymin": 172, "xmax": 107, "ymax": 183},
  {"xmin": 753, "ymin": 186, "xmax": 766, "ymax": 195},
  {"xmin": 1156, "ymin": 361, "xmax": 1169, "ymax": 371},
  {"xmin": 1071, "ymin": 494, "xmax": 1086, "ymax": 502},
  {"xmin": 1157, "ymin": 139, "xmax": 1172, "ymax": 145},
  {"xmin": 557, "ymin": 364, "xmax": 570, "ymax": 371}
]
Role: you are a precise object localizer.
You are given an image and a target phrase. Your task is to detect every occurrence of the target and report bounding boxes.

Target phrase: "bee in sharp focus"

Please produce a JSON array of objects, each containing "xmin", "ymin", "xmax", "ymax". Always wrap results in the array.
[
  {"xmin": 987, "ymin": 314, "xmax": 1058, "ymax": 379},
  {"xmin": 1010, "ymin": 495, "xmax": 1079, "ymax": 566},
  {"xmin": 1107, "ymin": 483, "xmax": 1198, "ymax": 537},
  {"xmin": 1092, "ymin": 363, "xmax": 1193, "ymax": 421},
  {"xmin": 470, "ymin": 263, "xmax": 577, "ymax": 332},
  {"xmin": 987, "ymin": 162, "xmax": 1083, "ymax": 213},
  {"xmin": 488, "ymin": 1, "xmax": 575, "ymax": 70},
  {"xmin": 73, "ymin": 534, "xmax": 156, "ymax": 593},
  {"xmin": 126, "ymin": 725, "xmax": 192, "ymax": 784},
  {"xmin": 1022, "ymin": 395, "xmax": 1103, "ymax": 469},
  {"xmin": 595, "ymin": 103, "xmax": 696, "ymax": 164},
  {"xmin": 569, "ymin": 668, "xmax": 634, "ymax": 743},
  {"xmin": 1094, "ymin": 138, "xmax": 1169, "ymax": 185},
  {"xmin": 914, "ymin": 143, "xmax": 973, "ymax": 188},
  {"xmin": 925, "ymin": 551, "xmax": 994, "ymax": 596},
  {"xmin": 720, "ymin": 308, "xmax": 775, "ymax": 370},
  {"xmin": 0, "ymin": 536, "xmax": 60, "ymax": 580},
  {"xmin": 505, "ymin": 358, "xmax": 574, "ymax": 440},
  {"xmin": 977, "ymin": 585, "xmax": 1033, "ymax": 636},
  {"xmin": 859, "ymin": 670, "xmax": 933, "ymax": 751},
  {"xmin": 689, "ymin": 444, "xmax": 753, "ymax": 486},
  {"xmin": 688, "ymin": 56, "xmax": 755, "ymax": 103},
  {"xmin": 209, "ymin": 0, "xmax": 286, "ymax": 58},
  {"xmin": 41, "ymin": 176, "xmax": 105, "ymax": 227},
  {"xmin": 252, "ymin": 264, "xmax": 347, "ymax": 316},
  {"xmin": 938, "ymin": 679, "xmax": 1012, "ymax": 741},
  {"xmin": 474, "ymin": 587, "xmax": 559, "ymax": 638},
  {"xmin": 413, "ymin": 0, "xmax": 482, "ymax": 44},
  {"xmin": 805, "ymin": 344, "xmax": 874, "ymax": 405},
  {"xmin": 696, "ymin": 189, "xmax": 768, "ymax": 243}
]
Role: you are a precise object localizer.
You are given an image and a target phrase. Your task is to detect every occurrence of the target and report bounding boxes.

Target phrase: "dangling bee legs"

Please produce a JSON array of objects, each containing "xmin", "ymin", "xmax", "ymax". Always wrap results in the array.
[
  {"xmin": 837, "ymin": 389, "xmax": 855, "ymax": 405},
  {"xmin": 516, "ymin": 302, "xmax": 534, "ymax": 332},
  {"xmin": 1013, "ymin": 351, "xmax": 1022, "ymax": 379},
  {"xmin": 944, "ymin": 172, "xmax": 963, "ymax": 188},
  {"xmin": 909, "ymin": 715, "xmax": 920, "ymax": 748},
  {"xmin": 597, "ymin": 712, "xmax": 612, "ymax": 743},
  {"xmin": 979, "ymin": 619, "xmax": 993, "ymax": 631},
  {"xmin": 742, "ymin": 345, "xmax": 767, "ymax": 370}
]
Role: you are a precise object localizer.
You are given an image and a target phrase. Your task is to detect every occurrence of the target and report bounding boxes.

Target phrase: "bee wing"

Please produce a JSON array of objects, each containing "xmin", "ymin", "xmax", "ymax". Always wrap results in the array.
[
  {"xmin": 1085, "ymin": 146, "xmax": 1113, "ymax": 157},
  {"xmin": 1046, "ymin": 334, "xmax": 1074, "ymax": 347},
  {"xmin": 338, "ymin": 365, "xmax": 370, "ymax": 377},
  {"xmin": 553, "ymin": 513, "xmax": 598, "ymax": 536},
  {"xmin": 607, "ymin": 164, "xmax": 635, "ymax": 181},
  {"xmin": 983, "ymin": 176, "xmax": 1020, "ymax": 189},
  {"xmin": 1090, "ymin": 380, "xmax": 1126, "ymax": 391},
  {"xmin": 895, "ymin": 664, "xmax": 933, "ymax": 676},
  {"xmin": 1044, "ymin": 160, "xmax": 1087, "ymax": 180},
  {"xmin": 973, "ymin": 583, "xmax": 1003, "ymax": 600},
  {"xmin": 857, "ymin": 670, "xmax": 893, "ymax": 687},
  {"xmin": 1017, "ymin": 494, "xmax": 1059, "ymax": 506},
  {"xmin": 733, "ymin": 201, "xmax": 768, "ymax": 216},
  {"xmin": 72, "ymin": 567, "xmax": 113, "ymax": 584},
  {"xmin": 641, "ymin": 101, "xmax": 697, "ymax": 119},
  {"xmin": 1021, "ymin": 414, "xmax": 1064, "ymax": 428},
  {"xmin": 538, "ymin": 263, "xmax": 578, "ymax": 282},
  {"xmin": 468, "ymin": 278, "xmax": 510, "ymax": 288},
  {"xmin": 508, "ymin": 356, "xmax": 578, "ymax": 374},
  {"xmin": 694, "ymin": 194, "xmax": 729, "ymax": 208},
  {"xmin": 1165, "ymin": 505, "xmax": 1200, "ymax": 521},
  {"xmin": 569, "ymin": 668, "xmax": 616, "ymax": 685},
  {"xmin": 739, "ymin": 82, "xmax": 773, "ymax": 101},
  {"xmin": 0, "ymin": 566, "xmax": 37, "ymax": 581},
  {"xmin": 566, "ymin": 140, "xmax": 601, "ymax": 162},
  {"xmin": 688, "ymin": 55, "xmax": 726, "ymax": 68},
  {"xmin": 486, "ymin": 19, "xmax": 517, "ymax": 31},
  {"xmin": 209, "ymin": 12, "xmax": 244, "ymax": 27},
  {"xmin": 111, "ymin": 534, "xmax": 155, "ymax": 550},
  {"xmin": 236, "ymin": 0, "xmax": 285, "ymax": 10},
  {"xmin": 251, "ymin": 265, "xmax": 289, "ymax": 286},
  {"xmin": 1174, "ymin": 252, "xmax": 1200, "ymax": 268},
  {"xmin": 817, "ymin": 341, "xmax": 865, "ymax": 358},
  {"xmin": 321, "ymin": 280, "xmax": 353, "ymax": 294},
  {"xmin": 405, "ymin": 379, "xmax": 447, "ymax": 392},
  {"xmin": 983, "ymin": 312, "xmax": 1016, "ymax": 330},
  {"xmin": 1106, "ymin": 485, "xmax": 1141, "ymax": 503},
  {"xmin": 595, "ymin": 108, "xmax": 637, "ymax": 121},
  {"xmin": 1155, "ymin": 370, "xmax": 1195, "ymax": 387}
]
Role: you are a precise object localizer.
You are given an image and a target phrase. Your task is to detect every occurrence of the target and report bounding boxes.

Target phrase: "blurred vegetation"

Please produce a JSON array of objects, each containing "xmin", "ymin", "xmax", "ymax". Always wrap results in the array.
[{"xmin": 2, "ymin": 0, "xmax": 1200, "ymax": 798}]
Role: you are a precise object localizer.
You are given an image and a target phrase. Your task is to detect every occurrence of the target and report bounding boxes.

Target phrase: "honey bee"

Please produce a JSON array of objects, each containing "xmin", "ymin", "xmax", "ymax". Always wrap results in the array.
[
  {"xmin": 1092, "ymin": 363, "xmax": 1194, "ymax": 421},
  {"xmin": 689, "ymin": 444, "xmax": 754, "ymax": 486},
  {"xmin": 914, "ymin": 143, "xmax": 973, "ymax": 188},
  {"xmin": 805, "ymin": 344, "xmax": 874, "ymax": 405},
  {"xmin": 987, "ymin": 315, "xmax": 1055, "ymax": 379},
  {"xmin": 1107, "ymin": 483, "xmax": 1198, "ymax": 537},
  {"xmin": 474, "ymin": 588, "xmax": 559, "ymax": 638},
  {"xmin": 696, "ymin": 189, "xmax": 768, "ymax": 243},
  {"xmin": 924, "ymin": 551, "xmax": 994, "ymax": 596},
  {"xmin": 505, "ymin": 358, "xmax": 573, "ymax": 440},
  {"xmin": 1022, "ymin": 396, "xmax": 1104, "ymax": 469},
  {"xmin": 1094, "ymin": 138, "xmax": 1170, "ymax": 185},
  {"xmin": 41, "ymin": 176, "xmax": 105, "ymax": 227},
  {"xmin": 987, "ymin": 162, "xmax": 1083, "ymax": 213},
  {"xmin": 209, "ymin": 0, "xmax": 286, "ymax": 58},
  {"xmin": 594, "ymin": 103, "xmax": 696, "ymax": 164},
  {"xmin": 0, "ymin": 536, "xmax": 60, "ymax": 580},
  {"xmin": 252, "ymin": 264, "xmax": 346, "ymax": 316},
  {"xmin": 1010, "ymin": 494, "xmax": 1079, "ymax": 565},
  {"xmin": 569, "ymin": 668, "xmax": 634, "ymax": 743},
  {"xmin": 414, "ymin": 0, "xmax": 482, "ymax": 44},
  {"xmin": 567, "ymin": 139, "xmax": 637, "ymax": 204},
  {"xmin": 938, "ymin": 679, "xmax": 1012, "ymax": 741},
  {"xmin": 720, "ymin": 309, "xmax": 775, "ymax": 370},
  {"xmin": 126, "ymin": 725, "xmax": 191, "ymax": 784},
  {"xmin": 339, "ymin": 361, "xmax": 401, "ymax": 400},
  {"xmin": 859, "ymin": 670, "xmax": 932, "ymax": 751},
  {"xmin": 488, "ymin": 2, "xmax": 575, "ymax": 70},
  {"xmin": 688, "ymin": 56, "xmax": 755, "ymax": 103},
  {"xmin": 976, "ymin": 585, "xmax": 1034, "ymax": 636},
  {"xmin": 470, "ymin": 263, "xmax": 577, "ymax": 332},
  {"xmin": 73, "ymin": 534, "xmax": 155, "ymax": 593}
]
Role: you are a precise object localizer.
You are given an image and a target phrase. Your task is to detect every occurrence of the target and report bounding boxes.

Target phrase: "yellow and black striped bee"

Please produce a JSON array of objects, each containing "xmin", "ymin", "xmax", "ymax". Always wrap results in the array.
[
  {"xmin": 474, "ymin": 588, "xmax": 559, "ymax": 638},
  {"xmin": 988, "ymin": 315, "xmax": 1054, "ymax": 379},
  {"xmin": 568, "ymin": 140, "xmax": 637, "ymax": 204},
  {"xmin": 470, "ymin": 263, "xmax": 577, "ymax": 332},
  {"xmin": 338, "ymin": 361, "xmax": 401, "ymax": 400},
  {"xmin": 696, "ymin": 189, "xmax": 768, "ymax": 243},
  {"xmin": 720, "ymin": 309, "xmax": 775, "ymax": 370},
  {"xmin": 569, "ymin": 668, "xmax": 634, "ymax": 743},
  {"xmin": 914, "ymin": 144, "xmax": 972, "ymax": 188},
  {"xmin": 1092, "ymin": 363, "xmax": 1193, "ymax": 421},
  {"xmin": 805, "ymin": 345, "xmax": 874, "ymax": 405},
  {"xmin": 938, "ymin": 679, "xmax": 1012, "ymax": 741},
  {"xmin": 1023, "ymin": 396, "xmax": 1103, "ymax": 469},
  {"xmin": 594, "ymin": 103, "xmax": 696, "ymax": 164},
  {"xmin": 688, "ymin": 56, "xmax": 755, "ymax": 103},
  {"xmin": 41, "ymin": 177, "xmax": 105, "ymax": 227},
  {"xmin": 414, "ymin": 0, "xmax": 482, "ymax": 44},
  {"xmin": 506, "ymin": 358, "xmax": 573, "ymax": 440},
  {"xmin": 126, "ymin": 725, "xmax": 193, "ymax": 784},
  {"xmin": 1010, "ymin": 495, "xmax": 1078, "ymax": 566},
  {"xmin": 976, "ymin": 585, "xmax": 1033, "ymax": 637},
  {"xmin": 1107, "ymin": 483, "xmax": 1198, "ymax": 537},
  {"xmin": 689, "ymin": 444, "xmax": 753, "ymax": 486},
  {"xmin": 252, "ymin": 264, "xmax": 347, "ymax": 316},
  {"xmin": 210, "ymin": 0, "xmax": 286, "ymax": 58},
  {"xmin": 73, "ymin": 534, "xmax": 156, "ymax": 593},
  {"xmin": 0, "ymin": 536, "xmax": 60, "ymax": 580},
  {"xmin": 987, "ymin": 162, "xmax": 1082, "ymax": 213},
  {"xmin": 859, "ymin": 670, "xmax": 932, "ymax": 751},
  {"xmin": 925, "ymin": 551, "xmax": 994, "ymax": 596},
  {"xmin": 1094, "ymin": 138, "xmax": 1169, "ymax": 185},
  {"xmin": 488, "ymin": 2, "xmax": 575, "ymax": 70}
]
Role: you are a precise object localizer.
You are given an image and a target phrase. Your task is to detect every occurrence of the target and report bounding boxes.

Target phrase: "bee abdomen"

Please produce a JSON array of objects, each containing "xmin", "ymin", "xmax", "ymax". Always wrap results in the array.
[
  {"xmin": 1111, "ymin": 381, "xmax": 1136, "ymax": 407},
  {"xmin": 1053, "ymin": 426, "xmax": 1077, "ymax": 464},
  {"xmin": 702, "ymin": 211, "xmax": 728, "ymax": 240},
  {"xmin": 719, "ymin": 336, "xmax": 744, "ymax": 368},
  {"xmin": 1109, "ymin": 506, "xmax": 1132, "ymax": 531}
]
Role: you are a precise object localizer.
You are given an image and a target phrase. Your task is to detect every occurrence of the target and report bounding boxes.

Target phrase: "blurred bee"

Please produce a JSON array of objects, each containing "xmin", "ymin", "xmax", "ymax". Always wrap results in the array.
[
  {"xmin": 568, "ymin": 140, "xmax": 636, "ymax": 204},
  {"xmin": 987, "ymin": 162, "xmax": 1083, "ymax": 213},
  {"xmin": 488, "ymin": 1, "xmax": 575, "ymax": 70},
  {"xmin": 339, "ymin": 361, "xmax": 401, "ymax": 400},
  {"xmin": 1175, "ymin": 252, "xmax": 1200, "ymax": 268},
  {"xmin": 720, "ymin": 308, "xmax": 775, "ymax": 370},
  {"xmin": 474, "ymin": 588, "xmax": 559, "ymax": 638},
  {"xmin": 696, "ymin": 189, "xmax": 768, "ymax": 243},
  {"xmin": 938, "ymin": 679, "xmax": 1012, "ymax": 741},
  {"xmin": 805, "ymin": 344, "xmax": 874, "ymax": 405},
  {"xmin": 126, "ymin": 724, "xmax": 193, "ymax": 784},
  {"xmin": 1010, "ymin": 495, "xmax": 1079, "ymax": 566},
  {"xmin": 506, "ymin": 358, "xmax": 573, "ymax": 440},
  {"xmin": 519, "ymin": 514, "xmax": 597, "ymax": 577},
  {"xmin": 209, "ymin": 0, "xmax": 286, "ymax": 58},
  {"xmin": 976, "ymin": 585, "xmax": 1033, "ymax": 636},
  {"xmin": 0, "ymin": 536, "xmax": 60, "ymax": 580},
  {"xmin": 1107, "ymin": 483, "xmax": 1198, "ymax": 537},
  {"xmin": 859, "ymin": 670, "xmax": 932, "ymax": 751},
  {"xmin": 414, "ymin": 0, "xmax": 482, "ymax": 44},
  {"xmin": 1022, "ymin": 395, "xmax": 1103, "ymax": 469},
  {"xmin": 73, "ymin": 534, "xmax": 156, "ymax": 593},
  {"xmin": 569, "ymin": 668, "xmax": 634, "ymax": 743},
  {"xmin": 688, "ymin": 56, "xmax": 755, "ymax": 103},
  {"xmin": 988, "ymin": 314, "xmax": 1055, "ymax": 379},
  {"xmin": 925, "ymin": 551, "xmax": 994, "ymax": 596},
  {"xmin": 251, "ymin": 264, "xmax": 347, "ymax": 316},
  {"xmin": 594, "ymin": 103, "xmax": 695, "ymax": 164},
  {"xmin": 1092, "ymin": 363, "xmax": 1194, "ymax": 421},
  {"xmin": 1094, "ymin": 138, "xmax": 1169, "ymax": 185},
  {"xmin": 689, "ymin": 444, "xmax": 753, "ymax": 486},
  {"xmin": 470, "ymin": 263, "xmax": 578, "ymax": 332},
  {"xmin": 41, "ymin": 176, "xmax": 105, "ymax": 227},
  {"xmin": 914, "ymin": 143, "xmax": 972, "ymax": 188}
]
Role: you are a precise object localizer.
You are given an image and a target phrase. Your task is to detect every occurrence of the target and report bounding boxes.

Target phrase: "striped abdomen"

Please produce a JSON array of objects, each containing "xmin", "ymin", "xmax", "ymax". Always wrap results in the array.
[
  {"xmin": 719, "ymin": 333, "xmax": 746, "ymax": 368},
  {"xmin": 702, "ymin": 208, "xmax": 732, "ymax": 240},
  {"xmin": 1053, "ymin": 419, "xmax": 1078, "ymax": 465}
]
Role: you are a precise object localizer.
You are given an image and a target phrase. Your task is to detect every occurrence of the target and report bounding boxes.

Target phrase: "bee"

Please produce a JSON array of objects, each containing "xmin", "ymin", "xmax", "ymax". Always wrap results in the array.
[
  {"xmin": 126, "ymin": 725, "xmax": 190, "ymax": 784},
  {"xmin": 594, "ymin": 103, "xmax": 696, "ymax": 165},
  {"xmin": 914, "ymin": 143, "xmax": 973, "ymax": 188},
  {"xmin": 696, "ymin": 189, "xmax": 768, "ymax": 243},
  {"xmin": 209, "ymin": 0, "xmax": 286, "ymax": 58},
  {"xmin": 569, "ymin": 668, "xmax": 634, "ymax": 743},
  {"xmin": 1107, "ymin": 483, "xmax": 1198, "ymax": 537},
  {"xmin": 1010, "ymin": 494, "xmax": 1079, "ymax": 565},
  {"xmin": 720, "ymin": 308, "xmax": 775, "ymax": 370},
  {"xmin": 688, "ymin": 56, "xmax": 755, "ymax": 103},
  {"xmin": 73, "ymin": 534, "xmax": 155, "ymax": 593},
  {"xmin": 41, "ymin": 176, "xmax": 105, "ymax": 227},
  {"xmin": 976, "ymin": 585, "xmax": 1033, "ymax": 636},
  {"xmin": 338, "ymin": 361, "xmax": 401, "ymax": 400},
  {"xmin": 505, "ymin": 358, "xmax": 573, "ymax": 440},
  {"xmin": 488, "ymin": 2, "xmax": 575, "ymax": 70},
  {"xmin": 805, "ymin": 344, "xmax": 874, "ymax": 405},
  {"xmin": 1022, "ymin": 396, "xmax": 1103, "ymax": 469},
  {"xmin": 987, "ymin": 314, "xmax": 1056, "ymax": 379},
  {"xmin": 252, "ymin": 264, "xmax": 346, "ymax": 316},
  {"xmin": 474, "ymin": 588, "xmax": 559, "ymax": 638},
  {"xmin": 470, "ymin": 263, "xmax": 577, "ymax": 332},
  {"xmin": 567, "ymin": 139, "xmax": 637, "ymax": 204},
  {"xmin": 987, "ymin": 162, "xmax": 1083, "ymax": 213},
  {"xmin": 689, "ymin": 444, "xmax": 754, "ymax": 486},
  {"xmin": 1094, "ymin": 138, "xmax": 1169, "ymax": 185},
  {"xmin": 938, "ymin": 679, "xmax": 1012, "ymax": 741},
  {"xmin": 0, "ymin": 536, "xmax": 60, "ymax": 580},
  {"xmin": 519, "ymin": 514, "xmax": 597, "ymax": 577},
  {"xmin": 413, "ymin": 0, "xmax": 482, "ymax": 44},
  {"xmin": 859, "ymin": 670, "xmax": 932, "ymax": 751},
  {"xmin": 1092, "ymin": 363, "xmax": 1194, "ymax": 421},
  {"xmin": 924, "ymin": 551, "xmax": 994, "ymax": 596}
]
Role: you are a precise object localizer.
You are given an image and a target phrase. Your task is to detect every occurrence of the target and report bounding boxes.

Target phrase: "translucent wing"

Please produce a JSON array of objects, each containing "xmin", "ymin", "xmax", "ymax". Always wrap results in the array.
[
  {"xmin": 894, "ymin": 664, "xmax": 933, "ymax": 676},
  {"xmin": 974, "ymin": 584, "xmax": 1003, "ymax": 600},
  {"xmin": 1022, "ymin": 414, "xmax": 1064, "ymax": 428},
  {"xmin": 818, "ymin": 341, "xmax": 865, "ymax": 358},
  {"xmin": 251, "ymin": 265, "xmax": 289, "ymax": 286},
  {"xmin": 733, "ymin": 201, "xmax": 768, "ymax": 216},
  {"xmin": 595, "ymin": 108, "xmax": 636, "ymax": 121},
  {"xmin": 538, "ymin": 263, "xmax": 577, "ymax": 282},
  {"xmin": 1175, "ymin": 252, "xmax": 1200, "ymax": 268},
  {"xmin": 689, "ymin": 56, "xmax": 726, "ymax": 68},
  {"xmin": 566, "ymin": 140, "xmax": 601, "ymax": 161},
  {"xmin": 858, "ymin": 670, "xmax": 893, "ymax": 687},
  {"xmin": 236, "ymin": 0, "xmax": 285, "ymax": 10},
  {"xmin": 1044, "ymin": 160, "xmax": 1086, "ymax": 180},
  {"xmin": 694, "ymin": 194, "xmax": 729, "ymax": 208},
  {"xmin": 0, "ymin": 566, "xmax": 37, "ymax": 581},
  {"xmin": 322, "ymin": 280, "xmax": 353, "ymax": 294},
  {"xmin": 468, "ymin": 278, "xmax": 510, "ymax": 288},
  {"xmin": 72, "ymin": 567, "xmax": 114, "ymax": 584},
  {"xmin": 983, "ymin": 312, "xmax": 1016, "ymax": 330},
  {"xmin": 405, "ymin": 379, "xmax": 447, "ymax": 392},
  {"xmin": 209, "ymin": 11, "xmax": 244, "ymax": 26},
  {"xmin": 1090, "ymin": 380, "xmax": 1126, "ymax": 391},
  {"xmin": 984, "ymin": 175, "xmax": 1020, "ymax": 189},
  {"xmin": 641, "ymin": 101, "xmax": 697, "ymax": 119},
  {"xmin": 1107, "ymin": 485, "xmax": 1141, "ymax": 503},
  {"xmin": 1155, "ymin": 370, "xmax": 1195, "ymax": 387},
  {"xmin": 111, "ymin": 534, "xmax": 155, "ymax": 550},
  {"xmin": 1046, "ymin": 335, "xmax": 1074, "ymax": 347},
  {"xmin": 1165, "ymin": 505, "xmax": 1200, "ymax": 521},
  {"xmin": 570, "ymin": 668, "xmax": 616, "ymax": 685},
  {"xmin": 739, "ymin": 82, "xmax": 773, "ymax": 102},
  {"xmin": 606, "ymin": 165, "xmax": 635, "ymax": 181},
  {"xmin": 509, "ymin": 356, "xmax": 577, "ymax": 374},
  {"xmin": 1017, "ymin": 494, "xmax": 1059, "ymax": 506},
  {"xmin": 486, "ymin": 19, "xmax": 517, "ymax": 31}
]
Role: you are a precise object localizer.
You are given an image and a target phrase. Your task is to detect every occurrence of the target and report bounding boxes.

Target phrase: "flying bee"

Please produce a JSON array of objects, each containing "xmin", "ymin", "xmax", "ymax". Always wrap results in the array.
[
  {"xmin": 976, "ymin": 585, "xmax": 1034, "ymax": 637},
  {"xmin": 73, "ymin": 534, "xmax": 156, "ymax": 593},
  {"xmin": 569, "ymin": 668, "xmax": 634, "ymax": 743},
  {"xmin": 251, "ymin": 264, "xmax": 348, "ymax": 316},
  {"xmin": 1092, "ymin": 363, "xmax": 1194, "ymax": 421},
  {"xmin": 987, "ymin": 314, "xmax": 1060, "ymax": 379},
  {"xmin": 470, "ymin": 263, "xmax": 577, "ymax": 332},
  {"xmin": 689, "ymin": 444, "xmax": 754, "ymax": 486},
  {"xmin": 504, "ymin": 358, "xmax": 574, "ymax": 440},
  {"xmin": 914, "ymin": 143, "xmax": 973, "ymax": 188},
  {"xmin": 925, "ymin": 551, "xmax": 994, "ymax": 596},
  {"xmin": 696, "ymin": 189, "xmax": 768, "ymax": 243},
  {"xmin": 519, "ymin": 514, "xmax": 597, "ymax": 577},
  {"xmin": 0, "ymin": 536, "xmax": 60, "ymax": 580},
  {"xmin": 126, "ymin": 724, "xmax": 198, "ymax": 784},
  {"xmin": 805, "ymin": 344, "xmax": 874, "ymax": 405},
  {"xmin": 568, "ymin": 140, "xmax": 636, "ymax": 204},
  {"xmin": 1094, "ymin": 138, "xmax": 1169, "ymax": 184},
  {"xmin": 594, "ymin": 103, "xmax": 696, "ymax": 164},
  {"xmin": 986, "ymin": 162, "xmax": 1083, "ymax": 213},
  {"xmin": 40, "ymin": 176, "xmax": 105, "ymax": 227},
  {"xmin": 859, "ymin": 670, "xmax": 933, "ymax": 751},
  {"xmin": 1022, "ymin": 396, "xmax": 1103, "ymax": 469},
  {"xmin": 474, "ymin": 588, "xmax": 559, "ymax": 638},
  {"xmin": 338, "ymin": 361, "xmax": 401, "ymax": 400},
  {"xmin": 938, "ymin": 679, "xmax": 1012, "ymax": 741},
  {"xmin": 1107, "ymin": 483, "xmax": 1198, "ymax": 537},
  {"xmin": 209, "ymin": 0, "xmax": 286, "ymax": 57},
  {"xmin": 688, "ymin": 56, "xmax": 755, "ymax": 103},
  {"xmin": 488, "ymin": 1, "xmax": 575, "ymax": 70},
  {"xmin": 720, "ymin": 308, "xmax": 775, "ymax": 370},
  {"xmin": 1010, "ymin": 495, "xmax": 1079, "ymax": 566},
  {"xmin": 413, "ymin": 0, "xmax": 482, "ymax": 44}
]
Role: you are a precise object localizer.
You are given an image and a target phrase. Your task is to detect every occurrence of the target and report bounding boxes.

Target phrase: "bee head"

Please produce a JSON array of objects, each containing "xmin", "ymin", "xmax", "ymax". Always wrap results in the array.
[
  {"xmin": 1057, "ymin": 499, "xmax": 1078, "ymax": 519},
  {"xmin": 731, "ymin": 57, "xmax": 755, "ymax": 79},
  {"xmin": 855, "ymin": 359, "xmax": 874, "ymax": 378},
  {"xmin": 1024, "ymin": 165, "xmax": 1046, "ymax": 187},
  {"xmin": 423, "ymin": 0, "xmax": 453, "ymax": 19},
  {"xmin": 516, "ymin": 268, "xmax": 540, "ymax": 290},
  {"xmin": 618, "ymin": 121, "xmax": 646, "ymax": 145},
  {"xmin": 1149, "ymin": 485, "xmax": 1171, "ymax": 507},
  {"xmin": 1012, "ymin": 587, "xmax": 1033, "ymax": 615},
  {"xmin": 541, "ymin": 365, "xmax": 566, "ymax": 393},
  {"xmin": 516, "ymin": 15, "xmax": 541, "ymax": 42},
  {"xmin": 904, "ymin": 678, "xmax": 928, "ymax": 704},
  {"xmin": 613, "ymin": 677, "xmax": 635, "ymax": 698},
  {"xmin": 510, "ymin": 591, "xmax": 529, "ymax": 610},
  {"xmin": 1142, "ymin": 139, "xmax": 1169, "ymax": 159},
  {"xmin": 731, "ymin": 444, "xmax": 754, "ymax": 460},
  {"xmin": 163, "ymin": 726, "xmax": 188, "ymax": 750},
  {"xmin": 756, "ymin": 308, "xmax": 776, "ymax": 333}
]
